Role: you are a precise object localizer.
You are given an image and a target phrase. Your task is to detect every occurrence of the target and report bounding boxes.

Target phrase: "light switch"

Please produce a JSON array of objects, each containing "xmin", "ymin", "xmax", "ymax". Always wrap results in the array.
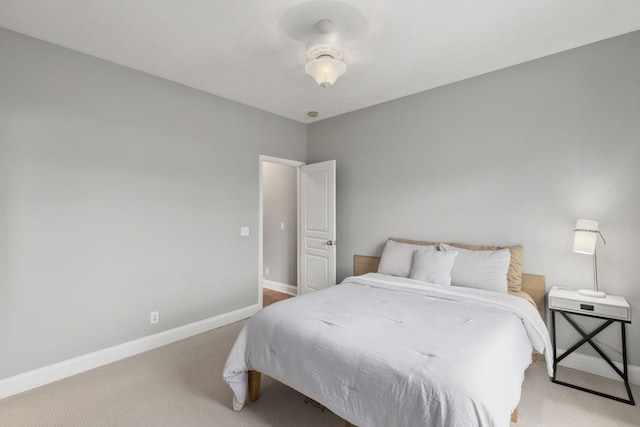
[
  {"xmin": 240, "ymin": 226, "xmax": 250, "ymax": 236},
  {"xmin": 280, "ymin": 222, "xmax": 285, "ymax": 231}
]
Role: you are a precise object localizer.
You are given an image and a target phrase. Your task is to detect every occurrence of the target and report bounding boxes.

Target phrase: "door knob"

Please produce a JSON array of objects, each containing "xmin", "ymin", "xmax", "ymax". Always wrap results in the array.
[{"xmin": 326, "ymin": 240, "xmax": 337, "ymax": 246}]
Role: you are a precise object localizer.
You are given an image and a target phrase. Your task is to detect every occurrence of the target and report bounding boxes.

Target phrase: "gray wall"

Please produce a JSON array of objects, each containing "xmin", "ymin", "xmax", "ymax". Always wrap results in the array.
[
  {"xmin": 307, "ymin": 31, "xmax": 640, "ymax": 365},
  {"xmin": 0, "ymin": 28, "xmax": 306, "ymax": 379},
  {"xmin": 263, "ymin": 162, "xmax": 297, "ymax": 286}
]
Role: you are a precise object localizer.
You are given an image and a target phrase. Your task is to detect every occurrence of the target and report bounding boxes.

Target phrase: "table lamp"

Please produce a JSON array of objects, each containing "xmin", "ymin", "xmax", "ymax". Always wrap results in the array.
[{"xmin": 573, "ymin": 219, "xmax": 607, "ymax": 298}]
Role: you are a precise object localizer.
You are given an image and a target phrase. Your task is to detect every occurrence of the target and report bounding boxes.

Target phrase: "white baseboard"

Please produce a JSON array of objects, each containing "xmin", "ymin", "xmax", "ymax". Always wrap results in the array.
[
  {"xmin": 4, "ymin": 308, "xmax": 634, "ymax": 401},
  {"xmin": 0, "ymin": 303, "xmax": 261, "ymax": 400},
  {"xmin": 263, "ymin": 279, "xmax": 297, "ymax": 295},
  {"xmin": 556, "ymin": 347, "xmax": 640, "ymax": 385}
]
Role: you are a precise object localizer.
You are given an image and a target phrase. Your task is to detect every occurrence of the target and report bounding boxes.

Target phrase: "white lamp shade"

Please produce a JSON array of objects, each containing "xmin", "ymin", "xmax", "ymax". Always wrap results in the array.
[
  {"xmin": 305, "ymin": 56, "xmax": 347, "ymax": 88},
  {"xmin": 573, "ymin": 219, "xmax": 599, "ymax": 254}
]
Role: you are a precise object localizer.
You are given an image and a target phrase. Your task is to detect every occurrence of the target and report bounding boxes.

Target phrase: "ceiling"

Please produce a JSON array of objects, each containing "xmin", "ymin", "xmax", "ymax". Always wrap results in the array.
[{"xmin": 2, "ymin": 1, "xmax": 640, "ymax": 124}]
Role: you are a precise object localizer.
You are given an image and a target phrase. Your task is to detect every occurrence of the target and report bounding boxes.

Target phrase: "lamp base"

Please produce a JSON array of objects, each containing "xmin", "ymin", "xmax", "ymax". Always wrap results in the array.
[{"xmin": 578, "ymin": 289, "xmax": 606, "ymax": 298}]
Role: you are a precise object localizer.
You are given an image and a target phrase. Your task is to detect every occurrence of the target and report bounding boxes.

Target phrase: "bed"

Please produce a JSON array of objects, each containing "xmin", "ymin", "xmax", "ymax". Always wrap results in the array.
[{"xmin": 223, "ymin": 238, "xmax": 553, "ymax": 427}]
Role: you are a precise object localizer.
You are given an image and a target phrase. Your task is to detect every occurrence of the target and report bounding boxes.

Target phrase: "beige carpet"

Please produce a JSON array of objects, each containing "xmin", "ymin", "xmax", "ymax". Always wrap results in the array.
[{"xmin": 1, "ymin": 319, "xmax": 638, "ymax": 426}]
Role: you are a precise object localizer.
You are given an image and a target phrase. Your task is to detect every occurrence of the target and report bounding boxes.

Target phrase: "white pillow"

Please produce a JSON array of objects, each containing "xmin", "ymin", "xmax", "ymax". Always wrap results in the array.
[
  {"xmin": 377, "ymin": 240, "xmax": 437, "ymax": 277},
  {"xmin": 439, "ymin": 243, "xmax": 510, "ymax": 293},
  {"xmin": 409, "ymin": 248, "xmax": 457, "ymax": 286}
]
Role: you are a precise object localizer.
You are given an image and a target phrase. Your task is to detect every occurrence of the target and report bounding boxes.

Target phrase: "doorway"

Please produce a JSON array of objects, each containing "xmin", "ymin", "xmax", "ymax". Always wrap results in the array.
[{"xmin": 259, "ymin": 156, "xmax": 304, "ymax": 307}]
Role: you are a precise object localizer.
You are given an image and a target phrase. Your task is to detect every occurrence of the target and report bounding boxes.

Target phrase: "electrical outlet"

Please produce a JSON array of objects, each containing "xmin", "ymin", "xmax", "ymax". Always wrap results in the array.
[
  {"xmin": 150, "ymin": 311, "xmax": 159, "ymax": 325},
  {"xmin": 265, "ymin": 267, "xmax": 270, "ymax": 275}
]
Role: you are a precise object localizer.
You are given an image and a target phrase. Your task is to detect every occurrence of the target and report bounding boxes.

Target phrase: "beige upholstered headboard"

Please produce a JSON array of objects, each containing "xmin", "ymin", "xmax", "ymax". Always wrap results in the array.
[{"xmin": 353, "ymin": 254, "xmax": 547, "ymax": 323}]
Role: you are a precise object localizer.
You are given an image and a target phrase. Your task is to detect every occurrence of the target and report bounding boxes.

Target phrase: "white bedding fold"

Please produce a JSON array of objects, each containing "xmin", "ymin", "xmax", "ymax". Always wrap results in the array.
[{"xmin": 223, "ymin": 273, "xmax": 553, "ymax": 427}]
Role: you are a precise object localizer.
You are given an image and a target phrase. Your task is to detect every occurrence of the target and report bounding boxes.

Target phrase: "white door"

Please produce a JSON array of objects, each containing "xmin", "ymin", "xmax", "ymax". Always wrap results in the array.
[{"xmin": 299, "ymin": 160, "xmax": 336, "ymax": 294}]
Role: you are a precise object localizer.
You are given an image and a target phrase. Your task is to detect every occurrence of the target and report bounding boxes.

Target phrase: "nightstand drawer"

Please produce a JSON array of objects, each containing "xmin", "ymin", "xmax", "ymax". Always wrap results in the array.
[{"xmin": 548, "ymin": 289, "xmax": 631, "ymax": 321}]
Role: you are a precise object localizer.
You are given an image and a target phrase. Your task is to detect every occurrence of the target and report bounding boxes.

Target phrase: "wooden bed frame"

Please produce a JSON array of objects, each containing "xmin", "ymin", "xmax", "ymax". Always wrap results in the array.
[{"xmin": 247, "ymin": 254, "xmax": 547, "ymax": 426}]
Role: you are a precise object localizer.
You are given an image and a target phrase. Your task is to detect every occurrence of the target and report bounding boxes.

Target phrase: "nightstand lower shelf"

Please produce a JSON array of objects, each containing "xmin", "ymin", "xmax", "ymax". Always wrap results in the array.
[{"xmin": 551, "ymin": 309, "xmax": 635, "ymax": 405}]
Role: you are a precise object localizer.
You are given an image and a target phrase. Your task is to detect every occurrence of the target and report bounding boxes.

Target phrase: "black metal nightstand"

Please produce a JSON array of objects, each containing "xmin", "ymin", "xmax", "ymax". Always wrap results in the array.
[{"xmin": 548, "ymin": 287, "xmax": 634, "ymax": 405}]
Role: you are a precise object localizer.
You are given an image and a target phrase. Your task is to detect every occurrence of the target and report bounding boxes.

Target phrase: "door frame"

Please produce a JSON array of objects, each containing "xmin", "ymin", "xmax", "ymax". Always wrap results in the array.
[{"xmin": 259, "ymin": 155, "xmax": 305, "ymax": 307}]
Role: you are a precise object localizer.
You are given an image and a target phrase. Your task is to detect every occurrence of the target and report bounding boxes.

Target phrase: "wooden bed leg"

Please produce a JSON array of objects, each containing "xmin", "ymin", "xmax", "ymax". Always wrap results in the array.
[
  {"xmin": 511, "ymin": 406, "xmax": 518, "ymax": 423},
  {"xmin": 248, "ymin": 370, "xmax": 261, "ymax": 402}
]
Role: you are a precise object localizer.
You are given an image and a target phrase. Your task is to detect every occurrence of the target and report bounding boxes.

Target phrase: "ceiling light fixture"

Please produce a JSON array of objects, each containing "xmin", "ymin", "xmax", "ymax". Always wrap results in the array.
[{"xmin": 304, "ymin": 19, "xmax": 346, "ymax": 89}]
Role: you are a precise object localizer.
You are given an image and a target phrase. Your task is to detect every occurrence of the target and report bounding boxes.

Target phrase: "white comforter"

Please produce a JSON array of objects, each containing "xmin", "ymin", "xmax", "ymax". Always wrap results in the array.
[{"xmin": 223, "ymin": 273, "xmax": 553, "ymax": 427}]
